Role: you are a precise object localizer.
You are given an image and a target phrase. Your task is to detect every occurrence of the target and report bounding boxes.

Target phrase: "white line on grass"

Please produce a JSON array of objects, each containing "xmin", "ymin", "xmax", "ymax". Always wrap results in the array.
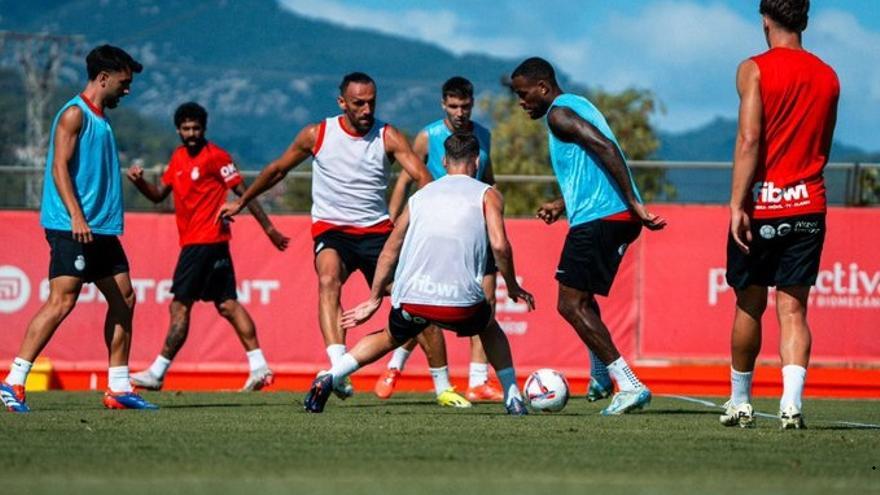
[{"xmin": 659, "ymin": 394, "xmax": 880, "ymax": 429}]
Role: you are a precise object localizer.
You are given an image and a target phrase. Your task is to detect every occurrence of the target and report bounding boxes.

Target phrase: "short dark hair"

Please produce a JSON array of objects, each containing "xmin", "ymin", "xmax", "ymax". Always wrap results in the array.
[
  {"xmin": 760, "ymin": 0, "xmax": 809, "ymax": 32},
  {"xmin": 339, "ymin": 72, "xmax": 375, "ymax": 94},
  {"xmin": 86, "ymin": 44, "xmax": 143, "ymax": 80},
  {"xmin": 174, "ymin": 102, "xmax": 208, "ymax": 128},
  {"xmin": 442, "ymin": 76, "xmax": 473, "ymax": 100},
  {"xmin": 511, "ymin": 57, "xmax": 558, "ymax": 86},
  {"xmin": 444, "ymin": 132, "xmax": 480, "ymax": 164}
]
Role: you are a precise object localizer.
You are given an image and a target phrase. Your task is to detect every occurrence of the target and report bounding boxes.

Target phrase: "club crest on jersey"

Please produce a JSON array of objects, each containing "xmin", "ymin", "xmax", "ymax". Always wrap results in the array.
[
  {"xmin": 759, "ymin": 225, "xmax": 776, "ymax": 239},
  {"xmin": 190, "ymin": 167, "xmax": 200, "ymax": 181}
]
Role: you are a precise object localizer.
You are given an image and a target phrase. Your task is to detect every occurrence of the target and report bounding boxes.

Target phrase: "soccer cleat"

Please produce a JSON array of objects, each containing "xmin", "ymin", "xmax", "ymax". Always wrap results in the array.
[
  {"xmin": 304, "ymin": 373, "xmax": 334, "ymax": 413},
  {"xmin": 719, "ymin": 400, "xmax": 755, "ymax": 428},
  {"xmin": 241, "ymin": 368, "xmax": 274, "ymax": 392},
  {"xmin": 129, "ymin": 369, "xmax": 164, "ymax": 391},
  {"xmin": 102, "ymin": 390, "xmax": 159, "ymax": 410},
  {"xmin": 1, "ymin": 382, "xmax": 29, "ymax": 413},
  {"xmin": 779, "ymin": 404, "xmax": 806, "ymax": 430},
  {"xmin": 600, "ymin": 386, "xmax": 652, "ymax": 416},
  {"xmin": 374, "ymin": 368, "xmax": 401, "ymax": 399},
  {"xmin": 586, "ymin": 378, "xmax": 613, "ymax": 402},
  {"xmin": 436, "ymin": 388, "xmax": 472, "ymax": 408},
  {"xmin": 332, "ymin": 375, "xmax": 354, "ymax": 400},
  {"xmin": 465, "ymin": 381, "xmax": 504, "ymax": 402},
  {"xmin": 505, "ymin": 395, "xmax": 528, "ymax": 416}
]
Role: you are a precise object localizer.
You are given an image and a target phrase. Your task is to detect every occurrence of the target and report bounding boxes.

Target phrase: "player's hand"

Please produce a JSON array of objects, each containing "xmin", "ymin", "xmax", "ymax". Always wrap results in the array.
[
  {"xmin": 340, "ymin": 297, "xmax": 382, "ymax": 329},
  {"xmin": 730, "ymin": 206, "xmax": 752, "ymax": 254},
  {"xmin": 507, "ymin": 284, "xmax": 535, "ymax": 311},
  {"xmin": 536, "ymin": 199, "xmax": 565, "ymax": 224},
  {"xmin": 217, "ymin": 200, "xmax": 243, "ymax": 224},
  {"xmin": 126, "ymin": 164, "xmax": 144, "ymax": 183},
  {"xmin": 632, "ymin": 203, "xmax": 667, "ymax": 231},
  {"xmin": 71, "ymin": 213, "xmax": 93, "ymax": 243},
  {"xmin": 266, "ymin": 226, "xmax": 290, "ymax": 251}
]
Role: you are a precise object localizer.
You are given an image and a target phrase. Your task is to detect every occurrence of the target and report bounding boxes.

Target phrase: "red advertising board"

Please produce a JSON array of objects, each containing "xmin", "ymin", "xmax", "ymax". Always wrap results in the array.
[{"xmin": 1, "ymin": 206, "xmax": 877, "ymax": 383}]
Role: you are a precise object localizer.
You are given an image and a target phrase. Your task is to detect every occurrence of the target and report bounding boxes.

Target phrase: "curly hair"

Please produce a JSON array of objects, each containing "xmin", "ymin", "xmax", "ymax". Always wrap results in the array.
[{"xmin": 760, "ymin": 0, "xmax": 809, "ymax": 33}]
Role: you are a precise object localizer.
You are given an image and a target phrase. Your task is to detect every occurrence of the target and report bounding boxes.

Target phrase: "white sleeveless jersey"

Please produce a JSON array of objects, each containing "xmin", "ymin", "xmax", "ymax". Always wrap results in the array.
[
  {"xmin": 311, "ymin": 116, "xmax": 391, "ymax": 227},
  {"xmin": 391, "ymin": 174, "xmax": 491, "ymax": 308}
]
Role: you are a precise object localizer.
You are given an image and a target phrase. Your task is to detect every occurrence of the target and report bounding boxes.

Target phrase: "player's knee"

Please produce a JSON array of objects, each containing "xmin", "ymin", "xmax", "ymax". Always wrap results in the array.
[
  {"xmin": 48, "ymin": 292, "xmax": 78, "ymax": 317},
  {"xmin": 557, "ymin": 297, "xmax": 579, "ymax": 321},
  {"xmin": 215, "ymin": 299, "xmax": 238, "ymax": 318},
  {"xmin": 318, "ymin": 273, "xmax": 342, "ymax": 293}
]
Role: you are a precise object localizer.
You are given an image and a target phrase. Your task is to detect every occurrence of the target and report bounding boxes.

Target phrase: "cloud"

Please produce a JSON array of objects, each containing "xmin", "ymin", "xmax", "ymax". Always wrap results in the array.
[{"xmin": 277, "ymin": 0, "xmax": 880, "ymax": 149}]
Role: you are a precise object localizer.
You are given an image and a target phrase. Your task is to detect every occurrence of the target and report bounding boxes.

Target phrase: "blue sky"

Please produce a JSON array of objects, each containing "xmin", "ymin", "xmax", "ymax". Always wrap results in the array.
[{"xmin": 278, "ymin": 0, "xmax": 880, "ymax": 151}]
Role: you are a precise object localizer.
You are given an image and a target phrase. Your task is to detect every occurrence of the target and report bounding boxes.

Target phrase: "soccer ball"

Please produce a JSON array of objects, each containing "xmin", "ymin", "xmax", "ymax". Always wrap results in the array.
[{"xmin": 524, "ymin": 368, "xmax": 569, "ymax": 412}]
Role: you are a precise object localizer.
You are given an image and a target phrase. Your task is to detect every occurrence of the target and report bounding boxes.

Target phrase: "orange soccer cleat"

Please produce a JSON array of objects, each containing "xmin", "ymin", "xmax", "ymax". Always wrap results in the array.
[
  {"xmin": 466, "ymin": 381, "xmax": 504, "ymax": 402},
  {"xmin": 374, "ymin": 368, "xmax": 401, "ymax": 399}
]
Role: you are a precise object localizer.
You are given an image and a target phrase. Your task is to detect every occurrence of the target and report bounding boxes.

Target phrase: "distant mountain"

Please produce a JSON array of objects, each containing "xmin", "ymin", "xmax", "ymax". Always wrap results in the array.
[
  {"xmin": 0, "ymin": 0, "xmax": 523, "ymax": 166},
  {"xmin": 656, "ymin": 116, "xmax": 880, "ymax": 162}
]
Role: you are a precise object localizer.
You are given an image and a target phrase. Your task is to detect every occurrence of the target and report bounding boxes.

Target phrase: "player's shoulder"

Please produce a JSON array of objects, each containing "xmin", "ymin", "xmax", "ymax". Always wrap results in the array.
[
  {"xmin": 423, "ymin": 119, "xmax": 445, "ymax": 135},
  {"xmin": 204, "ymin": 142, "xmax": 234, "ymax": 166}
]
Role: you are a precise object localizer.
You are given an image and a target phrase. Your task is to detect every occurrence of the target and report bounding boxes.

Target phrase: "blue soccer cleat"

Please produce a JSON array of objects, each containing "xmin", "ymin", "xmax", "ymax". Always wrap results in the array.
[
  {"xmin": 586, "ymin": 377, "xmax": 613, "ymax": 402},
  {"xmin": 103, "ymin": 390, "xmax": 159, "ymax": 410},
  {"xmin": 600, "ymin": 386, "xmax": 652, "ymax": 416},
  {"xmin": 1, "ymin": 382, "xmax": 30, "ymax": 413},
  {"xmin": 304, "ymin": 373, "xmax": 334, "ymax": 413}
]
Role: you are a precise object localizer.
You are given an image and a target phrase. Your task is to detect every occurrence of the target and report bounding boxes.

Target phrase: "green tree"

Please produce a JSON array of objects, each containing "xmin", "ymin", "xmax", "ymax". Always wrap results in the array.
[{"xmin": 482, "ymin": 86, "xmax": 668, "ymax": 216}]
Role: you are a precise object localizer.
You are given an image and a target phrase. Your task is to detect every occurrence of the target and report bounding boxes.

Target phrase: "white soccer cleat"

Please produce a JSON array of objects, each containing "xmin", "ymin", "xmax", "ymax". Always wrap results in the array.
[
  {"xmin": 130, "ymin": 369, "xmax": 164, "ymax": 391},
  {"xmin": 719, "ymin": 400, "xmax": 755, "ymax": 428},
  {"xmin": 779, "ymin": 404, "xmax": 806, "ymax": 430},
  {"xmin": 241, "ymin": 368, "xmax": 274, "ymax": 392}
]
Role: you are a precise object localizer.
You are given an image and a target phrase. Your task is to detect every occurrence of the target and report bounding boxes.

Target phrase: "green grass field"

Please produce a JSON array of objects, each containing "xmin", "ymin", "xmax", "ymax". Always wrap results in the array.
[{"xmin": 2, "ymin": 391, "xmax": 878, "ymax": 494}]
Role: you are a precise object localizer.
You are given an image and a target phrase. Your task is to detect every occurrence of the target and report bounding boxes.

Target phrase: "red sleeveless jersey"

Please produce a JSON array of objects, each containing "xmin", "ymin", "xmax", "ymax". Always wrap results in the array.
[{"xmin": 749, "ymin": 48, "xmax": 839, "ymax": 219}]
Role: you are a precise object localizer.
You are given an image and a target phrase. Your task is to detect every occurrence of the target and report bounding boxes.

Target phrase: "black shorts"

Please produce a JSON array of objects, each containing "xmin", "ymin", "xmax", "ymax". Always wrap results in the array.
[
  {"xmin": 45, "ymin": 229, "xmax": 129, "ymax": 283},
  {"xmin": 388, "ymin": 301, "xmax": 493, "ymax": 342},
  {"xmin": 171, "ymin": 242, "xmax": 238, "ymax": 303},
  {"xmin": 555, "ymin": 219, "xmax": 642, "ymax": 296},
  {"xmin": 726, "ymin": 214, "xmax": 826, "ymax": 290},
  {"xmin": 314, "ymin": 231, "xmax": 390, "ymax": 286}
]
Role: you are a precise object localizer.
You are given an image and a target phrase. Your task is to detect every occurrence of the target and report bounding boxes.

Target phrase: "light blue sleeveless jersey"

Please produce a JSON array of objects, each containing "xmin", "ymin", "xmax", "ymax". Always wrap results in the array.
[
  {"xmin": 40, "ymin": 95, "xmax": 124, "ymax": 235},
  {"xmin": 423, "ymin": 119, "xmax": 491, "ymax": 182},
  {"xmin": 546, "ymin": 93, "xmax": 642, "ymax": 227}
]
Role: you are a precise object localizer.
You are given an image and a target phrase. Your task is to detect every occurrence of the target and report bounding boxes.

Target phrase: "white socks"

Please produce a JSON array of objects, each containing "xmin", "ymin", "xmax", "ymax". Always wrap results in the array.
[
  {"xmin": 326, "ymin": 344, "xmax": 346, "ymax": 367},
  {"xmin": 5, "ymin": 357, "xmax": 32, "ymax": 386},
  {"xmin": 148, "ymin": 355, "xmax": 172, "ymax": 379},
  {"xmin": 607, "ymin": 357, "xmax": 643, "ymax": 392},
  {"xmin": 246, "ymin": 349, "xmax": 268, "ymax": 372},
  {"xmin": 730, "ymin": 368, "xmax": 753, "ymax": 405},
  {"xmin": 495, "ymin": 367, "xmax": 522, "ymax": 403},
  {"xmin": 781, "ymin": 364, "xmax": 806, "ymax": 410},
  {"xmin": 468, "ymin": 362, "xmax": 489, "ymax": 388},
  {"xmin": 429, "ymin": 366, "xmax": 452, "ymax": 395},
  {"xmin": 387, "ymin": 347, "xmax": 411, "ymax": 371},
  {"xmin": 589, "ymin": 350, "xmax": 612, "ymax": 388},
  {"xmin": 108, "ymin": 366, "xmax": 133, "ymax": 393},
  {"xmin": 329, "ymin": 353, "xmax": 360, "ymax": 388}
]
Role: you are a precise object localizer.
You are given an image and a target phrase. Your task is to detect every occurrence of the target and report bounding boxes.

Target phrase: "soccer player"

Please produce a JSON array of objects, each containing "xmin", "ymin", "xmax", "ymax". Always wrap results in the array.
[
  {"xmin": 721, "ymin": 0, "xmax": 838, "ymax": 430},
  {"xmin": 304, "ymin": 132, "xmax": 535, "ymax": 415},
  {"xmin": 377, "ymin": 76, "xmax": 502, "ymax": 406},
  {"xmin": 126, "ymin": 102, "xmax": 290, "ymax": 392},
  {"xmin": 217, "ymin": 72, "xmax": 430, "ymax": 399},
  {"xmin": 510, "ymin": 57, "xmax": 666, "ymax": 416},
  {"xmin": 0, "ymin": 45, "xmax": 156, "ymax": 412}
]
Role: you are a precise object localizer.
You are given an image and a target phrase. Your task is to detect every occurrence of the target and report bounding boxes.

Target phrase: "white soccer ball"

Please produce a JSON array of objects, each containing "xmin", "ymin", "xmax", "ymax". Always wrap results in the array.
[{"xmin": 524, "ymin": 368, "xmax": 570, "ymax": 412}]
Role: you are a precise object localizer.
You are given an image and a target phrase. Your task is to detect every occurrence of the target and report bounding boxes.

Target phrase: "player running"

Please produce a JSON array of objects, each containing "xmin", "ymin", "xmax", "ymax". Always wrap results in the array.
[
  {"xmin": 126, "ymin": 102, "xmax": 289, "ymax": 392},
  {"xmin": 1, "ymin": 45, "xmax": 156, "ymax": 412},
  {"xmin": 217, "ymin": 72, "xmax": 430, "ymax": 399},
  {"xmin": 377, "ymin": 76, "xmax": 502, "ymax": 406},
  {"xmin": 510, "ymin": 57, "xmax": 666, "ymax": 415},
  {"xmin": 304, "ymin": 132, "xmax": 535, "ymax": 415},
  {"xmin": 721, "ymin": 0, "xmax": 839, "ymax": 430}
]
